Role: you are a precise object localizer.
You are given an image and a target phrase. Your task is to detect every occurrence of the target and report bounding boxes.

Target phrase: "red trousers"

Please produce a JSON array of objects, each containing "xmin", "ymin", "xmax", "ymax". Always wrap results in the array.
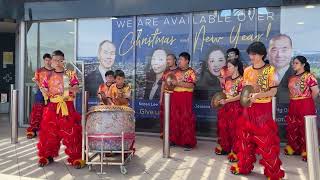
[
  {"xmin": 235, "ymin": 102, "xmax": 284, "ymax": 179},
  {"xmin": 37, "ymin": 101, "xmax": 82, "ymax": 164},
  {"xmin": 26, "ymin": 103, "xmax": 45, "ymax": 133},
  {"xmin": 170, "ymin": 91, "xmax": 197, "ymax": 147},
  {"xmin": 285, "ymin": 98, "xmax": 316, "ymax": 153},
  {"xmin": 217, "ymin": 101, "xmax": 242, "ymax": 153}
]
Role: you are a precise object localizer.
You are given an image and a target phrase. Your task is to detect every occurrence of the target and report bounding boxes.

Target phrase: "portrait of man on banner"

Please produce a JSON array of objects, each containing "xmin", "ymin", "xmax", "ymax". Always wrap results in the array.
[
  {"xmin": 268, "ymin": 34, "xmax": 294, "ymax": 103},
  {"xmin": 85, "ymin": 40, "xmax": 116, "ymax": 97}
]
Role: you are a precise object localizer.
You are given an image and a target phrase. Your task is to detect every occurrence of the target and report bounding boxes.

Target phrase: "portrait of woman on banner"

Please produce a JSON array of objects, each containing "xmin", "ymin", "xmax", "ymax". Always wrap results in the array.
[
  {"xmin": 194, "ymin": 46, "xmax": 227, "ymax": 100},
  {"xmin": 144, "ymin": 48, "xmax": 168, "ymax": 100}
]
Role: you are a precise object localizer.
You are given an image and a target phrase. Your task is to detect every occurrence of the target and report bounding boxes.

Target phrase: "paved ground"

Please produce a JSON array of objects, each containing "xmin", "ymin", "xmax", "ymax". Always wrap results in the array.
[{"xmin": 0, "ymin": 114, "xmax": 309, "ymax": 180}]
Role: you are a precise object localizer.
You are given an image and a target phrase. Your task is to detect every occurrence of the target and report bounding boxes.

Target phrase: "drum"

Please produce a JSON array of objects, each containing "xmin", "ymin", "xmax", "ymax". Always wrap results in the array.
[{"xmin": 86, "ymin": 105, "xmax": 135, "ymax": 151}]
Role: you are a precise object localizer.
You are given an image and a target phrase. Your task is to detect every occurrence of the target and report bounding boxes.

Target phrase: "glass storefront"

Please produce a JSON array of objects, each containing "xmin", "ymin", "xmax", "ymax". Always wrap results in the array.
[{"xmin": 24, "ymin": 5, "xmax": 320, "ymax": 138}]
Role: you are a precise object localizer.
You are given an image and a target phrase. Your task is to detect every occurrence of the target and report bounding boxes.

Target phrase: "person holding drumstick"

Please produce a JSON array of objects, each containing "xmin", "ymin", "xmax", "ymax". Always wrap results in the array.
[
  {"xmin": 107, "ymin": 70, "xmax": 131, "ymax": 106},
  {"xmin": 230, "ymin": 42, "xmax": 284, "ymax": 180},
  {"xmin": 97, "ymin": 70, "xmax": 115, "ymax": 105}
]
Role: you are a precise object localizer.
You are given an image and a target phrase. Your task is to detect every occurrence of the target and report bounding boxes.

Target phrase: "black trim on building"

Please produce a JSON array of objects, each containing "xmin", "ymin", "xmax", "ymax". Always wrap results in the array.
[{"xmin": 1, "ymin": 0, "xmax": 320, "ymax": 21}]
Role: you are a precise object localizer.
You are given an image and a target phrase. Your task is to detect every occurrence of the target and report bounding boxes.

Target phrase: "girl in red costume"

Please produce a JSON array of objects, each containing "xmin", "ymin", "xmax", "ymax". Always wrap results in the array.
[
  {"xmin": 37, "ymin": 50, "xmax": 84, "ymax": 169},
  {"xmin": 230, "ymin": 42, "xmax": 284, "ymax": 180},
  {"xmin": 215, "ymin": 58, "xmax": 244, "ymax": 163},
  {"xmin": 284, "ymin": 56, "xmax": 319, "ymax": 161}
]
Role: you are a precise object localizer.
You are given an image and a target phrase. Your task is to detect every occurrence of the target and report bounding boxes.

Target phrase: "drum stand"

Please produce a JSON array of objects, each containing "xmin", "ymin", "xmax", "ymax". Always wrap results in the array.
[{"xmin": 85, "ymin": 132, "xmax": 134, "ymax": 175}]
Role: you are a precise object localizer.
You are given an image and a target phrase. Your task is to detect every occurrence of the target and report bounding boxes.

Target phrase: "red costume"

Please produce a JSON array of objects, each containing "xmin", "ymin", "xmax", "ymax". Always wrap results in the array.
[
  {"xmin": 170, "ymin": 67, "xmax": 197, "ymax": 148},
  {"xmin": 37, "ymin": 69, "xmax": 84, "ymax": 167},
  {"xmin": 285, "ymin": 72, "xmax": 318, "ymax": 160},
  {"xmin": 159, "ymin": 67, "xmax": 178, "ymax": 138},
  {"xmin": 26, "ymin": 67, "xmax": 52, "ymax": 138},
  {"xmin": 215, "ymin": 75, "xmax": 243, "ymax": 162},
  {"xmin": 230, "ymin": 64, "xmax": 285, "ymax": 180}
]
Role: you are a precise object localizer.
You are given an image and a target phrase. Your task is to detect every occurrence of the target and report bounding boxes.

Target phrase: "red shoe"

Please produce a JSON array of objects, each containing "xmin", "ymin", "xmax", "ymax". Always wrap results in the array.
[
  {"xmin": 301, "ymin": 152, "xmax": 307, "ymax": 162},
  {"xmin": 228, "ymin": 152, "xmax": 238, "ymax": 162},
  {"xmin": 230, "ymin": 164, "xmax": 240, "ymax": 175},
  {"xmin": 26, "ymin": 131, "xmax": 37, "ymax": 139},
  {"xmin": 72, "ymin": 159, "xmax": 86, "ymax": 169},
  {"xmin": 38, "ymin": 157, "xmax": 54, "ymax": 167},
  {"xmin": 215, "ymin": 145, "xmax": 228, "ymax": 155},
  {"xmin": 284, "ymin": 145, "xmax": 295, "ymax": 155}
]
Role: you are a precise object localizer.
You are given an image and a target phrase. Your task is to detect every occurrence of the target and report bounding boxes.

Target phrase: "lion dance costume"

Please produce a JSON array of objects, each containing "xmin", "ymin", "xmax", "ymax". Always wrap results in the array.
[
  {"xmin": 230, "ymin": 64, "xmax": 285, "ymax": 180},
  {"xmin": 159, "ymin": 67, "xmax": 178, "ymax": 138},
  {"xmin": 285, "ymin": 72, "xmax": 318, "ymax": 161},
  {"xmin": 215, "ymin": 75, "xmax": 243, "ymax": 162},
  {"xmin": 37, "ymin": 69, "xmax": 84, "ymax": 168},
  {"xmin": 26, "ymin": 67, "xmax": 52, "ymax": 139},
  {"xmin": 170, "ymin": 67, "xmax": 197, "ymax": 148}
]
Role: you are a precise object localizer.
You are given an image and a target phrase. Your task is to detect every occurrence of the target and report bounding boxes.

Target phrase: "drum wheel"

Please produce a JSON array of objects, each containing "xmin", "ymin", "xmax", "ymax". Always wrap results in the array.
[
  {"xmin": 120, "ymin": 165, "xmax": 127, "ymax": 174},
  {"xmin": 88, "ymin": 165, "xmax": 92, "ymax": 171}
]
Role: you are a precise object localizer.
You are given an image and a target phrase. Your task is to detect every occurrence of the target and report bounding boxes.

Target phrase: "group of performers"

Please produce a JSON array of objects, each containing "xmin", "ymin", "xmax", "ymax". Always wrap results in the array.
[
  {"xmin": 26, "ymin": 41, "xmax": 319, "ymax": 179},
  {"xmin": 25, "ymin": 50, "xmax": 132, "ymax": 169},
  {"xmin": 159, "ymin": 42, "xmax": 319, "ymax": 180}
]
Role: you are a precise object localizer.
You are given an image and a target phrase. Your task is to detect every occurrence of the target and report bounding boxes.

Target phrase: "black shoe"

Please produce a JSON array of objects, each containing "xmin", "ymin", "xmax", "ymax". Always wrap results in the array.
[
  {"xmin": 170, "ymin": 142, "xmax": 176, "ymax": 147},
  {"xmin": 184, "ymin": 145, "xmax": 192, "ymax": 151}
]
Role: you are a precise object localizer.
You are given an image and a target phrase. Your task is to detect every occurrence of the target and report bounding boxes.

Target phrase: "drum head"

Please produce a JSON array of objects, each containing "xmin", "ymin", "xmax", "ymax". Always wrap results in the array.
[
  {"xmin": 211, "ymin": 92, "xmax": 227, "ymax": 109},
  {"xmin": 240, "ymin": 85, "xmax": 254, "ymax": 107}
]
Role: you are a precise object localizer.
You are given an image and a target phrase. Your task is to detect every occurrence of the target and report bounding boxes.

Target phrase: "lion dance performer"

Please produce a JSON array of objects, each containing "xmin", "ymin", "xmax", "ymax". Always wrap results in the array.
[
  {"xmin": 284, "ymin": 55, "xmax": 319, "ymax": 161},
  {"xmin": 97, "ymin": 70, "xmax": 115, "ymax": 105},
  {"xmin": 215, "ymin": 58, "xmax": 244, "ymax": 162},
  {"xmin": 159, "ymin": 54, "xmax": 178, "ymax": 139},
  {"xmin": 26, "ymin": 53, "xmax": 53, "ymax": 139},
  {"xmin": 37, "ymin": 50, "xmax": 84, "ymax": 168},
  {"xmin": 170, "ymin": 52, "xmax": 197, "ymax": 151},
  {"xmin": 230, "ymin": 42, "xmax": 285, "ymax": 180}
]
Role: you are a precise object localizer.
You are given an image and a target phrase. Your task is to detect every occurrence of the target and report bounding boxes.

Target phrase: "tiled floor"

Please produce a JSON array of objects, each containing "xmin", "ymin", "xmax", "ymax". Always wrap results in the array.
[{"xmin": 0, "ymin": 114, "xmax": 309, "ymax": 180}]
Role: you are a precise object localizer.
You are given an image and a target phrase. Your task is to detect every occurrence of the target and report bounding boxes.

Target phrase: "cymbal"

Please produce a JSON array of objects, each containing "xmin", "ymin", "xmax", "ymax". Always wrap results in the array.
[
  {"xmin": 165, "ymin": 73, "xmax": 177, "ymax": 91},
  {"xmin": 240, "ymin": 85, "xmax": 254, "ymax": 107},
  {"xmin": 211, "ymin": 92, "xmax": 227, "ymax": 109}
]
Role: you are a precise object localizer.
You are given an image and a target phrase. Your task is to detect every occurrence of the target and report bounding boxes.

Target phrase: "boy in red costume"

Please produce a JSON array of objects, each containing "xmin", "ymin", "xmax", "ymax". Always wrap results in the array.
[
  {"xmin": 37, "ymin": 50, "xmax": 84, "ymax": 169},
  {"xmin": 230, "ymin": 42, "xmax": 284, "ymax": 180},
  {"xmin": 170, "ymin": 52, "xmax": 197, "ymax": 150},
  {"xmin": 97, "ymin": 70, "xmax": 115, "ymax": 105},
  {"xmin": 26, "ymin": 53, "xmax": 53, "ymax": 139}
]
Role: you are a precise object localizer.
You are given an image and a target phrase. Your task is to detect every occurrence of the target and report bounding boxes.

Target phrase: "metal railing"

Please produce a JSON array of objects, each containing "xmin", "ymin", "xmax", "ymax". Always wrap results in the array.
[
  {"xmin": 10, "ymin": 85, "xmax": 18, "ymax": 144},
  {"xmin": 163, "ymin": 93, "xmax": 170, "ymax": 158},
  {"xmin": 305, "ymin": 115, "xmax": 320, "ymax": 180}
]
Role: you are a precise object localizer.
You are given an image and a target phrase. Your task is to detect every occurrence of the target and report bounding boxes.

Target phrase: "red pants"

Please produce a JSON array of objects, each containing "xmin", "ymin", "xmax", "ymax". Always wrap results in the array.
[
  {"xmin": 217, "ymin": 101, "xmax": 242, "ymax": 153},
  {"xmin": 235, "ymin": 102, "xmax": 284, "ymax": 179},
  {"xmin": 285, "ymin": 98, "xmax": 316, "ymax": 153},
  {"xmin": 170, "ymin": 91, "xmax": 197, "ymax": 147},
  {"xmin": 26, "ymin": 103, "xmax": 45, "ymax": 133},
  {"xmin": 37, "ymin": 101, "xmax": 82, "ymax": 164}
]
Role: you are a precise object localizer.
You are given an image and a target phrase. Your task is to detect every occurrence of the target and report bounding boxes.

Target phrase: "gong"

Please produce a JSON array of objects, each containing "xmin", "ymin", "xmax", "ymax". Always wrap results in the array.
[
  {"xmin": 165, "ymin": 73, "xmax": 177, "ymax": 91},
  {"xmin": 240, "ymin": 85, "xmax": 254, "ymax": 107},
  {"xmin": 211, "ymin": 92, "xmax": 227, "ymax": 109}
]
